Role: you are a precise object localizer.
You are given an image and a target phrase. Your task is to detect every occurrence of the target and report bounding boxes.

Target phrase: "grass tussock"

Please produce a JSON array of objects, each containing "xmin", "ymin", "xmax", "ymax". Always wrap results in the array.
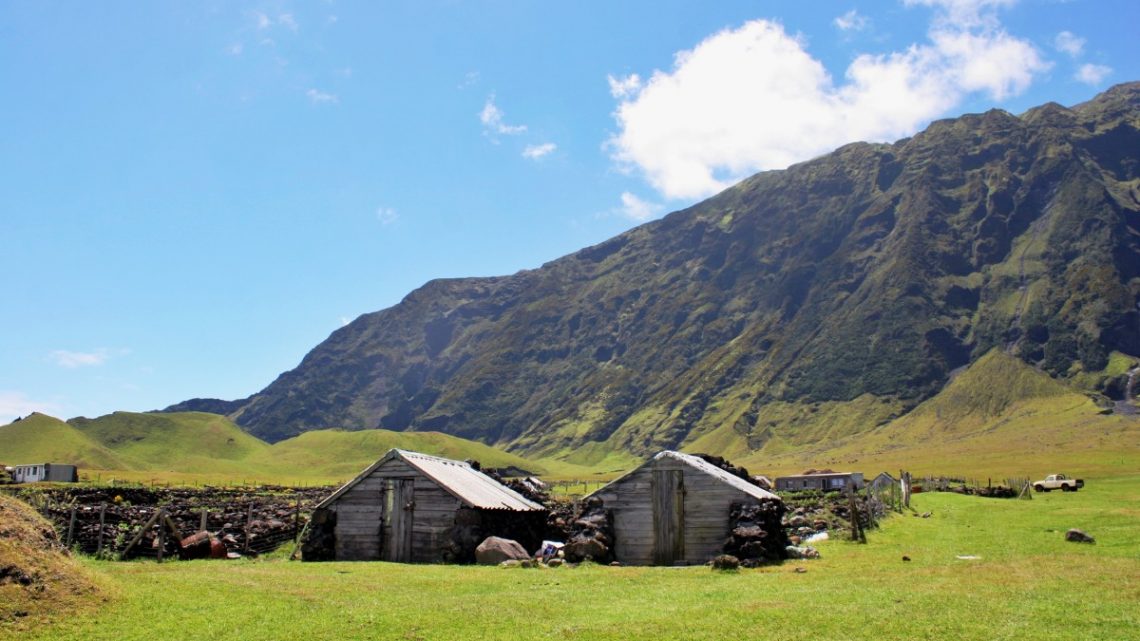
[{"xmin": 0, "ymin": 494, "xmax": 110, "ymax": 632}]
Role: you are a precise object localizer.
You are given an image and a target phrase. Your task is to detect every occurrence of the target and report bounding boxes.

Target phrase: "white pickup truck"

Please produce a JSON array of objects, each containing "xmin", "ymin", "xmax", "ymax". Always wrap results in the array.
[{"xmin": 1033, "ymin": 474, "xmax": 1084, "ymax": 493}]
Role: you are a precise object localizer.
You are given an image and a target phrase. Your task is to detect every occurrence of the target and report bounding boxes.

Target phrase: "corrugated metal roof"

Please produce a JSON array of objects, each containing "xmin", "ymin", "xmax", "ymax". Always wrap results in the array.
[
  {"xmin": 664, "ymin": 451, "xmax": 781, "ymax": 500},
  {"xmin": 588, "ymin": 450, "xmax": 781, "ymax": 502},
  {"xmin": 316, "ymin": 449, "xmax": 544, "ymax": 512},
  {"xmin": 395, "ymin": 450, "xmax": 545, "ymax": 512}
]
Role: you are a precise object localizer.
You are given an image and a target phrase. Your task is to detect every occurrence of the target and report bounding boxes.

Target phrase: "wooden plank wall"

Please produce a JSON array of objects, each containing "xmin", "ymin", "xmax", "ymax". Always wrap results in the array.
[
  {"xmin": 330, "ymin": 458, "xmax": 463, "ymax": 562},
  {"xmin": 597, "ymin": 458, "xmax": 763, "ymax": 566}
]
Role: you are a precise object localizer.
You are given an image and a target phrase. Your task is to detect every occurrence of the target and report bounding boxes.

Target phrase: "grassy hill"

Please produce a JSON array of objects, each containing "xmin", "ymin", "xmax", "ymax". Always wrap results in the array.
[
  {"xmin": 0, "ymin": 411, "xmax": 588, "ymax": 485},
  {"xmin": 735, "ymin": 350, "xmax": 1140, "ymax": 478},
  {"xmin": 0, "ymin": 413, "xmax": 131, "ymax": 471},
  {"xmin": 252, "ymin": 428, "xmax": 558, "ymax": 479},
  {"xmin": 70, "ymin": 412, "xmax": 268, "ymax": 473}
]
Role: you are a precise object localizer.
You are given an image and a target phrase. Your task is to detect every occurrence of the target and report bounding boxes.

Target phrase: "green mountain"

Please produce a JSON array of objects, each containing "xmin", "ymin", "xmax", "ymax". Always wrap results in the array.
[
  {"xmin": 0, "ymin": 411, "xmax": 561, "ymax": 482},
  {"xmin": 170, "ymin": 83, "xmax": 1140, "ymax": 463},
  {"xmin": 0, "ymin": 413, "xmax": 131, "ymax": 470}
]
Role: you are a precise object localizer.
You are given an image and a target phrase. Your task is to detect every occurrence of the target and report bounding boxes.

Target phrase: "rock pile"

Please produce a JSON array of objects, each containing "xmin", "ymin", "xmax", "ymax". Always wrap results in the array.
[
  {"xmin": 692, "ymin": 454, "xmax": 764, "ymax": 488},
  {"xmin": 562, "ymin": 496, "xmax": 614, "ymax": 563},
  {"xmin": 15, "ymin": 485, "xmax": 331, "ymax": 560},
  {"xmin": 722, "ymin": 500, "xmax": 789, "ymax": 567}
]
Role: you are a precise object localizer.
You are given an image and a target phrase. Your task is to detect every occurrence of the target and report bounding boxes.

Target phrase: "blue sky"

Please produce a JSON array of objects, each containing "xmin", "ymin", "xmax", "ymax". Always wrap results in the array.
[{"xmin": 1, "ymin": 0, "xmax": 1136, "ymax": 424}]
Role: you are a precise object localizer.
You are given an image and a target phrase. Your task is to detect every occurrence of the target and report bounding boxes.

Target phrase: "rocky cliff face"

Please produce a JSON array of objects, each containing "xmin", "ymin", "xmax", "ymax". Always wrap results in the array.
[{"xmin": 171, "ymin": 83, "xmax": 1140, "ymax": 454}]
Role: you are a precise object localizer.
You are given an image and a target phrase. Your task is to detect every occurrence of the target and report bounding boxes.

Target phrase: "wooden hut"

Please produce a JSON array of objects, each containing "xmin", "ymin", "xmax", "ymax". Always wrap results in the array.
[
  {"xmin": 310, "ymin": 449, "xmax": 546, "ymax": 562},
  {"xmin": 587, "ymin": 451, "xmax": 782, "ymax": 566}
]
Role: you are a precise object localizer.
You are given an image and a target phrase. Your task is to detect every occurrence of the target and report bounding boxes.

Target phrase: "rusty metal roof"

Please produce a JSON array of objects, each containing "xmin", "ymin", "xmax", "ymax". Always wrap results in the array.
[
  {"xmin": 655, "ymin": 451, "xmax": 781, "ymax": 501},
  {"xmin": 317, "ymin": 449, "xmax": 544, "ymax": 512}
]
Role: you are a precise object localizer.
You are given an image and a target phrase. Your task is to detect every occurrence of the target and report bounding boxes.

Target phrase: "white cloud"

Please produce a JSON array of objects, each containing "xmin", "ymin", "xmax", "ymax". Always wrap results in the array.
[
  {"xmin": 1075, "ymin": 63, "xmax": 1112, "ymax": 86},
  {"xmin": 327, "ymin": 15, "xmax": 339, "ymax": 25},
  {"xmin": 227, "ymin": 43, "xmax": 243, "ymax": 56},
  {"xmin": 1053, "ymin": 31, "xmax": 1085, "ymax": 58},
  {"xmin": 278, "ymin": 13, "xmax": 298, "ymax": 31},
  {"xmin": 618, "ymin": 192, "xmax": 662, "ymax": 221},
  {"xmin": 834, "ymin": 9, "xmax": 869, "ymax": 32},
  {"xmin": 458, "ymin": 71, "xmax": 480, "ymax": 89},
  {"xmin": 480, "ymin": 95, "xmax": 527, "ymax": 136},
  {"xmin": 522, "ymin": 143, "xmax": 557, "ymax": 160},
  {"xmin": 376, "ymin": 207, "xmax": 398, "ymax": 225},
  {"xmin": 306, "ymin": 88, "xmax": 338, "ymax": 104},
  {"xmin": 607, "ymin": 74, "xmax": 642, "ymax": 98},
  {"xmin": 253, "ymin": 11, "xmax": 272, "ymax": 30},
  {"xmin": 0, "ymin": 391, "xmax": 59, "ymax": 422},
  {"xmin": 49, "ymin": 348, "xmax": 120, "ymax": 368},
  {"xmin": 608, "ymin": 3, "xmax": 1048, "ymax": 200},
  {"xmin": 904, "ymin": 0, "xmax": 1016, "ymax": 28}
]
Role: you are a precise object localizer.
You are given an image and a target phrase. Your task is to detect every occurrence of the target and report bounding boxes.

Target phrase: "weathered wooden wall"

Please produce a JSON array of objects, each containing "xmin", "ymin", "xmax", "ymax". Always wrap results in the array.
[
  {"xmin": 595, "ymin": 458, "xmax": 763, "ymax": 566},
  {"xmin": 329, "ymin": 458, "xmax": 462, "ymax": 562}
]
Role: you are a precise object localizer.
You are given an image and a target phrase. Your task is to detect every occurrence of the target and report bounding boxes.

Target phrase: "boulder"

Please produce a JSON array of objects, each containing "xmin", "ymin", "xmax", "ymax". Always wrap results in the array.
[
  {"xmin": 785, "ymin": 545, "xmax": 820, "ymax": 560},
  {"xmin": 475, "ymin": 536, "xmax": 531, "ymax": 565},
  {"xmin": 1065, "ymin": 529, "xmax": 1095, "ymax": 544},
  {"xmin": 710, "ymin": 554, "xmax": 740, "ymax": 570}
]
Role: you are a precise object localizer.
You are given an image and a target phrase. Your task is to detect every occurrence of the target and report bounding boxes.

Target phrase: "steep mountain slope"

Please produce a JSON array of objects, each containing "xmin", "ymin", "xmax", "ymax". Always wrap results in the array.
[{"xmin": 173, "ymin": 83, "xmax": 1140, "ymax": 459}]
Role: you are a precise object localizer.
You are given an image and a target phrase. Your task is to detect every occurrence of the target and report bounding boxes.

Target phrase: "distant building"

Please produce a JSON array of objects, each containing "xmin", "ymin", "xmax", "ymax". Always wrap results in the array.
[
  {"xmin": 868, "ymin": 472, "xmax": 897, "ymax": 492},
  {"xmin": 775, "ymin": 471, "xmax": 864, "ymax": 492},
  {"xmin": 12, "ymin": 463, "xmax": 79, "ymax": 483}
]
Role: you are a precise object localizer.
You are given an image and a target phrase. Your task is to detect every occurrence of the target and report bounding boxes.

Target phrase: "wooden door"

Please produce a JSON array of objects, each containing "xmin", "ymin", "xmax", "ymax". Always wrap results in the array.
[
  {"xmin": 382, "ymin": 478, "xmax": 415, "ymax": 562},
  {"xmin": 652, "ymin": 469, "xmax": 684, "ymax": 565}
]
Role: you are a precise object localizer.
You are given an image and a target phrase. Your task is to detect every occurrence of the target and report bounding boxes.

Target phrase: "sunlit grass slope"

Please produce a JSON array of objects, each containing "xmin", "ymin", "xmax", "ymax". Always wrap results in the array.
[
  {"xmin": 253, "ymin": 428, "xmax": 557, "ymax": 478},
  {"xmin": 1, "ymin": 411, "xmax": 579, "ymax": 485},
  {"xmin": 70, "ymin": 411, "xmax": 268, "ymax": 473},
  {"xmin": 0, "ymin": 413, "xmax": 130, "ymax": 470},
  {"xmin": 739, "ymin": 350, "xmax": 1140, "ymax": 478}
]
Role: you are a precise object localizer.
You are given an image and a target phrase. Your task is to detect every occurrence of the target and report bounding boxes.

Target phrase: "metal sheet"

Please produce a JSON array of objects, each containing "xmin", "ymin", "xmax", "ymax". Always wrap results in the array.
[{"xmin": 398, "ymin": 450, "xmax": 545, "ymax": 512}]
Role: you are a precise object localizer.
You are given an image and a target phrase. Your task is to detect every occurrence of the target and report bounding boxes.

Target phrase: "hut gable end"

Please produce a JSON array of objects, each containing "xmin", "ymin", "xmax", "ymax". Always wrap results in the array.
[
  {"xmin": 314, "ymin": 448, "xmax": 545, "ymax": 563},
  {"xmin": 587, "ymin": 451, "xmax": 782, "ymax": 566}
]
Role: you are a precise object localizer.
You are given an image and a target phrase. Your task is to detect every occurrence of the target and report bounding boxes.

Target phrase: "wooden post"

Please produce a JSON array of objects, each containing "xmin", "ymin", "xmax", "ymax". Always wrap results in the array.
[
  {"xmin": 120, "ymin": 509, "xmax": 164, "ymax": 561},
  {"xmin": 66, "ymin": 507, "xmax": 77, "ymax": 548},
  {"xmin": 293, "ymin": 496, "xmax": 301, "ymax": 543},
  {"xmin": 96, "ymin": 505, "xmax": 106, "ymax": 555},
  {"xmin": 200, "ymin": 509, "xmax": 208, "ymax": 532},
  {"xmin": 243, "ymin": 502, "xmax": 254, "ymax": 555},
  {"xmin": 847, "ymin": 482, "xmax": 865, "ymax": 543},
  {"xmin": 157, "ymin": 509, "xmax": 165, "ymax": 563}
]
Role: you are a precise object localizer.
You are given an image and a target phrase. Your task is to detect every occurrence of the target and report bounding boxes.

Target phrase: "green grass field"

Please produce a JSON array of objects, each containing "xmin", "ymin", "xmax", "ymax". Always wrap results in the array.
[{"xmin": 12, "ymin": 474, "xmax": 1138, "ymax": 641}]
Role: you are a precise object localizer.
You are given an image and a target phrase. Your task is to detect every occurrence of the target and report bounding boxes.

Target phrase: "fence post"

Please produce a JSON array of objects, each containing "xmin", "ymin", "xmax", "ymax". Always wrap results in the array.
[
  {"xmin": 244, "ymin": 502, "xmax": 254, "ymax": 555},
  {"xmin": 157, "ymin": 509, "xmax": 165, "ymax": 563},
  {"xmin": 200, "ymin": 509, "xmax": 208, "ymax": 532},
  {"xmin": 97, "ymin": 505, "xmax": 106, "ymax": 555},
  {"xmin": 293, "ymin": 496, "xmax": 301, "ymax": 543},
  {"xmin": 66, "ymin": 507, "xmax": 77, "ymax": 548}
]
